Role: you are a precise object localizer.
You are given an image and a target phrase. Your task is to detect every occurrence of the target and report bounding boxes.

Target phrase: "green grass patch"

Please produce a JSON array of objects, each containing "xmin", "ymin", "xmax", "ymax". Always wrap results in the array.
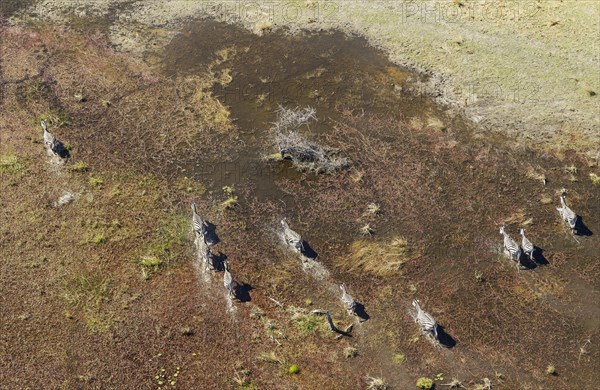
[
  {"xmin": 141, "ymin": 256, "xmax": 162, "ymax": 267},
  {"xmin": 221, "ymin": 196, "xmax": 238, "ymax": 210},
  {"xmin": 140, "ymin": 213, "xmax": 189, "ymax": 278},
  {"xmin": 61, "ymin": 272, "xmax": 110, "ymax": 307},
  {"xmin": 589, "ymin": 173, "xmax": 600, "ymax": 185},
  {"xmin": 70, "ymin": 161, "xmax": 89, "ymax": 172},
  {"xmin": 416, "ymin": 377, "xmax": 434, "ymax": 389},
  {"xmin": 0, "ymin": 154, "xmax": 26, "ymax": 175},
  {"xmin": 220, "ymin": 186, "xmax": 238, "ymax": 210},
  {"xmin": 289, "ymin": 307, "xmax": 326, "ymax": 335},
  {"xmin": 89, "ymin": 177, "xmax": 104, "ymax": 187},
  {"xmin": 60, "ymin": 271, "xmax": 117, "ymax": 332},
  {"xmin": 392, "ymin": 353, "xmax": 406, "ymax": 364},
  {"xmin": 37, "ymin": 109, "xmax": 71, "ymax": 128},
  {"xmin": 90, "ymin": 234, "xmax": 106, "ymax": 245}
]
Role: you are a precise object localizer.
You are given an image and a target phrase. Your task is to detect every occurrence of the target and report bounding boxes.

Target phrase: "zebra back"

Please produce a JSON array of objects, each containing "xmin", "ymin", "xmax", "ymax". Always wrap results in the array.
[
  {"xmin": 412, "ymin": 299, "xmax": 437, "ymax": 332},
  {"xmin": 340, "ymin": 283, "xmax": 356, "ymax": 312},
  {"xmin": 500, "ymin": 227, "xmax": 520, "ymax": 255},
  {"xmin": 191, "ymin": 203, "xmax": 207, "ymax": 234},
  {"xmin": 559, "ymin": 196, "xmax": 577, "ymax": 227},
  {"xmin": 519, "ymin": 229, "xmax": 534, "ymax": 253},
  {"xmin": 281, "ymin": 218, "xmax": 302, "ymax": 249},
  {"xmin": 223, "ymin": 261, "xmax": 234, "ymax": 292}
]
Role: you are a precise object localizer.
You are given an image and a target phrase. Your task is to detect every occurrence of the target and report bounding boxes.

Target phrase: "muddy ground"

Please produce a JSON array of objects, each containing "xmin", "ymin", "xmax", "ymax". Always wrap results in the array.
[{"xmin": 1, "ymin": 2, "xmax": 599, "ymax": 390}]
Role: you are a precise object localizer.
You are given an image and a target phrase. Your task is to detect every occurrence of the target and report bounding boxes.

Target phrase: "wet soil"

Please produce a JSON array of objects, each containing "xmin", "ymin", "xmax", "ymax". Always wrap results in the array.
[{"xmin": 162, "ymin": 20, "xmax": 469, "ymax": 198}]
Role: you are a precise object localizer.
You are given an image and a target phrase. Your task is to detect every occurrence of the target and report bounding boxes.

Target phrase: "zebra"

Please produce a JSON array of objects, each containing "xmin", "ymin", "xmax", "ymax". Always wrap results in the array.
[
  {"xmin": 499, "ymin": 225, "xmax": 522, "ymax": 270},
  {"xmin": 41, "ymin": 120, "xmax": 67, "ymax": 157},
  {"xmin": 281, "ymin": 218, "xmax": 304, "ymax": 253},
  {"xmin": 191, "ymin": 202, "xmax": 208, "ymax": 239},
  {"xmin": 202, "ymin": 245, "xmax": 214, "ymax": 271},
  {"xmin": 412, "ymin": 299, "xmax": 438, "ymax": 339},
  {"xmin": 339, "ymin": 283, "xmax": 357, "ymax": 315},
  {"xmin": 223, "ymin": 260, "xmax": 234, "ymax": 297},
  {"xmin": 519, "ymin": 228, "xmax": 535, "ymax": 261},
  {"xmin": 556, "ymin": 193, "xmax": 578, "ymax": 232}
]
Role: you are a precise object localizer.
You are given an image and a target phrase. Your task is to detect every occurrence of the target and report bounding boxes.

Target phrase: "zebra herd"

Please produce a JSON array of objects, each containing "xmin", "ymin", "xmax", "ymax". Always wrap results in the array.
[
  {"xmin": 499, "ymin": 191, "xmax": 580, "ymax": 270},
  {"xmin": 191, "ymin": 202, "xmax": 236, "ymax": 295},
  {"xmin": 39, "ymin": 120, "xmax": 586, "ymax": 346}
]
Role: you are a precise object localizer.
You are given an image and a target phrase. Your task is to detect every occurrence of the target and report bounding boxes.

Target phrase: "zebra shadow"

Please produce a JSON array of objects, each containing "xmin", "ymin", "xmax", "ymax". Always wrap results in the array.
[
  {"xmin": 574, "ymin": 217, "xmax": 593, "ymax": 236},
  {"xmin": 234, "ymin": 282, "xmax": 253, "ymax": 302},
  {"xmin": 53, "ymin": 144, "xmax": 70, "ymax": 159},
  {"xmin": 518, "ymin": 254, "xmax": 537, "ymax": 270},
  {"xmin": 531, "ymin": 247, "xmax": 549, "ymax": 265},
  {"xmin": 324, "ymin": 310, "xmax": 353, "ymax": 337},
  {"xmin": 211, "ymin": 252, "xmax": 228, "ymax": 271},
  {"xmin": 436, "ymin": 325, "xmax": 456, "ymax": 348},
  {"xmin": 300, "ymin": 240, "xmax": 318, "ymax": 260},
  {"xmin": 354, "ymin": 302, "xmax": 370, "ymax": 322},
  {"xmin": 204, "ymin": 222, "xmax": 221, "ymax": 245}
]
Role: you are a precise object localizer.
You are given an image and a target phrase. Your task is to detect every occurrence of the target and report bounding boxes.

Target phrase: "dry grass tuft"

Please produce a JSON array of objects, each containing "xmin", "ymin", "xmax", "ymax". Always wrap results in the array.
[
  {"xmin": 344, "ymin": 346, "xmax": 358, "ymax": 358},
  {"xmin": 257, "ymin": 351, "xmax": 285, "ymax": 366},
  {"xmin": 340, "ymin": 237, "xmax": 421, "ymax": 276},
  {"xmin": 365, "ymin": 375, "xmax": 388, "ymax": 390}
]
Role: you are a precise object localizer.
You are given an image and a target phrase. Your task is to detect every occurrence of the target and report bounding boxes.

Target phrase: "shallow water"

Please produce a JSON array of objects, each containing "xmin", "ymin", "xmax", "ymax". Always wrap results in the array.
[{"xmin": 161, "ymin": 20, "xmax": 470, "ymax": 200}]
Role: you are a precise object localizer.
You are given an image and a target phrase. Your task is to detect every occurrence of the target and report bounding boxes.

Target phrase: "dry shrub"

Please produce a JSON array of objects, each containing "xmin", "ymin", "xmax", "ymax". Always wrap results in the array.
[
  {"xmin": 340, "ymin": 237, "xmax": 421, "ymax": 276},
  {"xmin": 272, "ymin": 106, "xmax": 349, "ymax": 173}
]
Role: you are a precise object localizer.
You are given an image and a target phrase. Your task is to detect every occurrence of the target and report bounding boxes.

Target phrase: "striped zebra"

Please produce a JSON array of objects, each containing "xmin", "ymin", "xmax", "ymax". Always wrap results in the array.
[
  {"xmin": 281, "ymin": 218, "xmax": 304, "ymax": 253},
  {"xmin": 519, "ymin": 228, "xmax": 535, "ymax": 260},
  {"xmin": 191, "ymin": 202, "xmax": 208, "ymax": 239},
  {"xmin": 499, "ymin": 225, "xmax": 522, "ymax": 270},
  {"xmin": 339, "ymin": 283, "xmax": 357, "ymax": 315},
  {"xmin": 223, "ymin": 260, "xmax": 234, "ymax": 297},
  {"xmin": 412, "ymin": 299, "xmax": 438, "ymax": 339},
  {"xmin": 556, "ymin": 193, "xmax": 578, "ymax": 232},
  {"xmin": 41, "ymin": 120, "xmax": 67, "ymax": 157}
]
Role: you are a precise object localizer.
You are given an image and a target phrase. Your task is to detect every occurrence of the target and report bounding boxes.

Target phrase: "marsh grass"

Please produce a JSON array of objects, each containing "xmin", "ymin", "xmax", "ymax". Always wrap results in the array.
[
  {"xmin": 60, "ymin": 271, "xmax": 116, "ymax": 332},
  {"xmin": 61, "ymin": 272, "xmax": 110, "ymax": 307},
  {"xmin": 141, "ymin": 213, "xmax": 189, "ymax": 276},
  {"xmin": 341, "ymin": 237, "xmax": 421, "ymax": 276}
]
